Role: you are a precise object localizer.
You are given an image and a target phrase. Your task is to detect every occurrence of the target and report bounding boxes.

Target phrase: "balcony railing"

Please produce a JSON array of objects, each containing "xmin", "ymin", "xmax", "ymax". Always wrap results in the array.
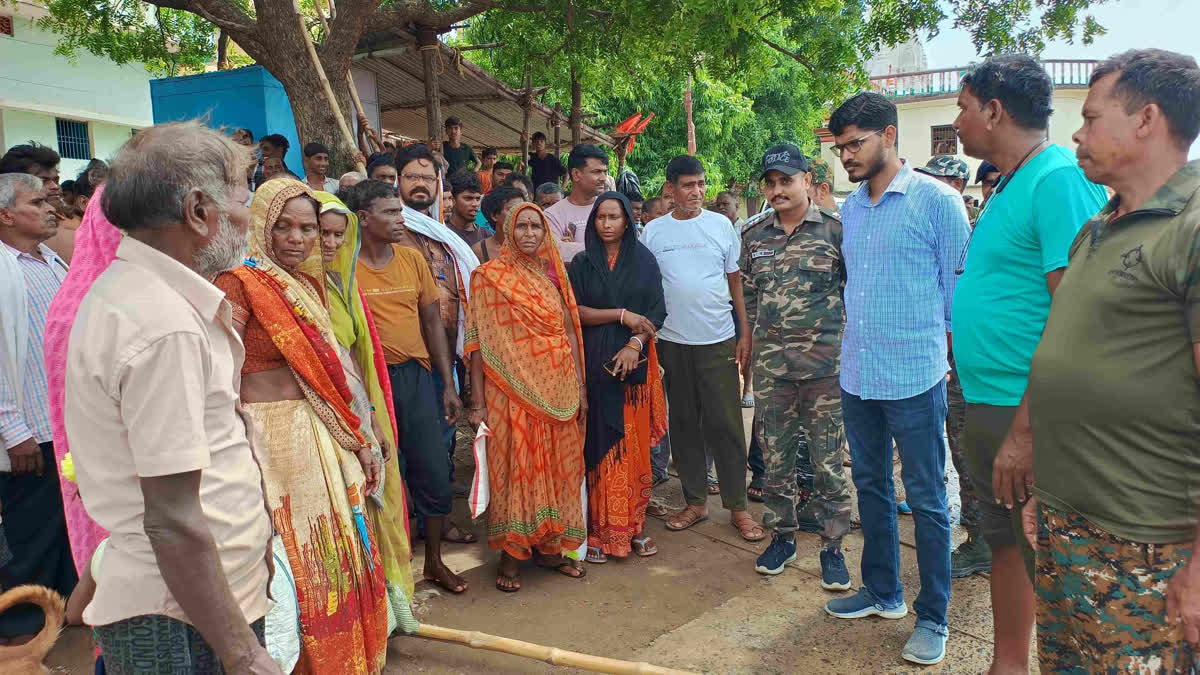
[{"xmin": 868, "ymin": 59, "xmax": 1097, "ymax": 101}]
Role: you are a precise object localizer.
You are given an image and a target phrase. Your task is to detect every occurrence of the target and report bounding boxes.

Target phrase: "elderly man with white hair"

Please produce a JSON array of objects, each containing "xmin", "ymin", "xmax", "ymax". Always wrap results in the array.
[
  {"xmin": 65, "ymin": 121, "xmax": 281, "ymax": 673},
  {"xmin": 0, "ymin": 171, "xmax": 74, "ymax": 642}
]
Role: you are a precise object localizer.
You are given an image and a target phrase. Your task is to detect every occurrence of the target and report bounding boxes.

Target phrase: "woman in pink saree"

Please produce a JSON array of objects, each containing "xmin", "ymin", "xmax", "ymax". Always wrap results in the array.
[{"xmin": 44, "ymin": 186, "xmax": 118, "ymax": 573}]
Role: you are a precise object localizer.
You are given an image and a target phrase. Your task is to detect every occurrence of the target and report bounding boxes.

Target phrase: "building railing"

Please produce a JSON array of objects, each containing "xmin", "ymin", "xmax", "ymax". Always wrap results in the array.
[{"xmin": 868, "ymin": 59, "xmax": 1097, "ymax": 100}]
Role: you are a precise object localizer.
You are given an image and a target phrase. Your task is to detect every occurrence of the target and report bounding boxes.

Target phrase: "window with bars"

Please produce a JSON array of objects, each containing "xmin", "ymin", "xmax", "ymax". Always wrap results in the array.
[
  {"xmin": 0, "ymin": 16, "xmax": 13, "ymax": 38},
  {"xmin": 930, "ymin": 124, "xmax": 957, "ymax": 156},
  {"xmin": 56, "ymin": 119, "xmax": 90, "ymax": 160}
]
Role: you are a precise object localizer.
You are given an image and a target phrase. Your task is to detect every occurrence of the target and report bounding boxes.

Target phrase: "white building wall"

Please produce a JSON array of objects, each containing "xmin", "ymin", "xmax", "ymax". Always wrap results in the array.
[
  {"xmin": 824, "ymin": 88, "xmax": 1091, "ymax": 201},
  {"xmin": 0, "ymin": 1, "xmax": 152, "ymax": 178}
]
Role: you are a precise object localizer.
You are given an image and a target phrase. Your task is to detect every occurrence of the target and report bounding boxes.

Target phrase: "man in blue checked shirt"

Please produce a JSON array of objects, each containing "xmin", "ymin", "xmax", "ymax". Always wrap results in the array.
[{"xmin": 821, "ymin": 92, "xmax": 970, "ymax": 666}]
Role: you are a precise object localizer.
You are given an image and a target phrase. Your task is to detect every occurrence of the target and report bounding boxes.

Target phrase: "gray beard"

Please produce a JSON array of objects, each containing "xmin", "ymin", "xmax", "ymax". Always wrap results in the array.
[{"xmin": 194, "ymin": 212, "xmax": 247, "ymax": 279}]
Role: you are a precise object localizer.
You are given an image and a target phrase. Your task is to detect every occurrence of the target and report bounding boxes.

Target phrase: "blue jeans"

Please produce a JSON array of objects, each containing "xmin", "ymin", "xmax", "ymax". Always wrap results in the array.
[{"xmin": 841, "ymin": 380, "xmax": 950, "ymax": 628}]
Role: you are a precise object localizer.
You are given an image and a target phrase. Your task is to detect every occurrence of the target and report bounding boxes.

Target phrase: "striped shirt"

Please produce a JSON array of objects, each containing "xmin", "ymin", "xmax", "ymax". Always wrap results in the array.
[
  {"xmin": 839, "ymin": 163, "xmax": 971, "ymax": 401},
  {"xmin": 0, "ymin": 243, "xmax": 64, "ymax": 449}
]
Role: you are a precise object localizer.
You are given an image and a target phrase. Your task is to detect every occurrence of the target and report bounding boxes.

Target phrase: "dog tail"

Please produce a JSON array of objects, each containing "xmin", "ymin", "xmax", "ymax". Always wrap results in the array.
[{"xmin": 0, "ymin": 585, "xmax": 66, "ymax": 667}]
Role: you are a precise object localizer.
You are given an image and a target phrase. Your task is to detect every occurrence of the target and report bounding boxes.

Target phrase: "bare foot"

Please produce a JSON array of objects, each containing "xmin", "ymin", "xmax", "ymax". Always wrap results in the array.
[
  {"xmin": 424, "ymin": 561, "xmax": 468, "ymax": 593},
  {"xmin": 495, "ymin": 553, "xmax": 521, "ymax": 592}
]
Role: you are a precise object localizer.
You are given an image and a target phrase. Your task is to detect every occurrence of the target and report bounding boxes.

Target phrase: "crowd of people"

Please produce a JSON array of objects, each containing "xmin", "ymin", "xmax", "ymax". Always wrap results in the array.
[{"xmin": 0, "ymin": 46, "xmax": 1199, "ymax": 673}]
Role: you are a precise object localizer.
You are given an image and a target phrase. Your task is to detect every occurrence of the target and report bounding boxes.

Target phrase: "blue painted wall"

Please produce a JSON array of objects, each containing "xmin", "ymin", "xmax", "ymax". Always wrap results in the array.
[{"xmin": 150, "ymin": 65, "xmax": 305, "ymax": 177}]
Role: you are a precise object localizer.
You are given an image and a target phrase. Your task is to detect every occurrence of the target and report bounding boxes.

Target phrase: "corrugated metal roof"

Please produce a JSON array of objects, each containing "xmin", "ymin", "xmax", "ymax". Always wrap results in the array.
[{"xmin": 356, "ymin": 31, "xmax": 612, "ymax": 153}]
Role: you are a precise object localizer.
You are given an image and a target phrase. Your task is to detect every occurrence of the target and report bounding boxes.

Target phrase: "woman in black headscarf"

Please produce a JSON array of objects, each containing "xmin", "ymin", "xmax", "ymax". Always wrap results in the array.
[{"xmin": 567, "ymin": 191, "xmax": 668, "ymax": 563}]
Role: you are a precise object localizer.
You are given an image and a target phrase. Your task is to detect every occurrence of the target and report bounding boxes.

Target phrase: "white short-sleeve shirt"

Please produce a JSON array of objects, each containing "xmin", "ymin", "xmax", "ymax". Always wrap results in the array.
[
  {"xmin": 67, "ymin": 236, "xmax": 271, "ymax": 628},
  {"xmin": 640, "ymin": 209, "xmax": 740, "ymax": 345}
]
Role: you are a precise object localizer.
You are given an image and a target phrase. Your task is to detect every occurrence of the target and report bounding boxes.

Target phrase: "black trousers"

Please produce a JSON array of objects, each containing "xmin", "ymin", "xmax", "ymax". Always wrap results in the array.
[
  {"xmin": 388, "ymin": 361, "xmax": 453, "ymax": 518},
  {"xmin": 0, "ymin": 441, "xmax": 78, "ymax": 637}
]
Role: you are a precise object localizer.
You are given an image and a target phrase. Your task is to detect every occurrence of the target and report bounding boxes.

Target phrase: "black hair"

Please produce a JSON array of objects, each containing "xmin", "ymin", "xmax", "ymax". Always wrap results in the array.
[
  {"xmin": 961, "ymin": 54, "xmax": 1054, "ymax": 131},
  {"xmin": 503, "ymin": 172, "xmax": 534, "ymax": 194},
  {"xmin": 535, "ymin": 182, "xmax": 563, "ymax": 196},
  {"xmin": 239, "ymin": 128, "xmax": 254, "ymax": 142},
  {"xmin": 73, "ymin": 175, "xmax": 96, "ymax": 198},
  {"xmin": 481, "ymin": 186, "xmax": 524, "ymax": 227},
  {"xmin": 716, "ymin": 190, "xmax": 737, "ymax": 201},
  {"xmin": 975, "ymin": 160, "xmax": 1001, "ymax": 184},
  {"xmin": 642, "ymin": 196, "xmax": 662, "ymax": 214},
  {"xmin": 492, "ymin": 160, "xmax": 514, "ymax": 173},
  {"xmin": 345, "ymin": 179, "xmax": 399, "ymax": 213},
  {"xmin": 366, "ymin": 155, "xmax": 395, "ymax": 179},
  {"xmin": 482, "ymin": 147, "xmax": 498, "ymax": 158},
  {"xmin": 1091, "ymin": 49, "xmax": 1200, "ymax": 147},
  {"xmin": 448, "ymin": 168, "xmax": 482, "ymax": 196},
  {"xmin": 395, "ymin": 143, "xmax": 435, "ymax": 174},
  {"xmin": 665, "ymin": 155, "xmax": 704, "ymax": 184},
  {"xmin": 444, "ymin": 115, "xmax": 463, "ymax": 128},
  {"xmin": 60, "ymin": 179, "xmax": 76, "ymax": 195},
  {"xmin": 567, "ymin": 144, "xmax": 608, "ymax": 172},
  {"xmin": 0, "ymin": 142, "xmax": 61, "ymax": 175},
  {"xmin": 531, "ymin": 131, "xmax": 547, "ymax": 142},
  {"xmin": 828, "ymin": 92, "xmax": 898, "ymax": 138},
  {"xmin": 261, "ymin": 134, "xmax": 290, "ymax": 155},
  {"xmin": 303, "ymin": 142, "xmax": 330, "ymax": 157}
]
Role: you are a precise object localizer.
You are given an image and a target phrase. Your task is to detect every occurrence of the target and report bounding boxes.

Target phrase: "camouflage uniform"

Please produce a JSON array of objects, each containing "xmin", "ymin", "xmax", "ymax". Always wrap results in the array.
[
  {"xmin": 1035, "ymin": 503, "xmax": 1199, "ymax": 672},
  {"xmin": 916, "ymin": 155, "xmax": 979, "ymax": 536},
  {"xmin": 809, "ymin": 157, "xmax": 833, "ymax": 190},
  {"xmin": 741, "ymin": 203, "xmax": 852, "ymax": 547}
]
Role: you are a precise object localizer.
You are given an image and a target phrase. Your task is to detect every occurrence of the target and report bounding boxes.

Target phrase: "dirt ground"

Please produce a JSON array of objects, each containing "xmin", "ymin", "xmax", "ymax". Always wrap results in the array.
[{"xmin": 47, "ymin": 408, "xmax": 1028, "ymax": 673}]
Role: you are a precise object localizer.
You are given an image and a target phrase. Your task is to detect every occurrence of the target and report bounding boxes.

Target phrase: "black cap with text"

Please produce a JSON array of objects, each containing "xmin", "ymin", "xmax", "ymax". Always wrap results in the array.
[{"xmin": 760, "ymin": 144, "xmax": 810, "ymax": 179}]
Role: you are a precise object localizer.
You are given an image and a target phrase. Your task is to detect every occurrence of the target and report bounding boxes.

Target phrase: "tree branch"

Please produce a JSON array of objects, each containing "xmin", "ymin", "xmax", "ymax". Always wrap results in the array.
[
  {"xmin": 146, "ymin": 0, "xmax": 257, "ymax": 44},
  {"xmin": 758, "ymin": 35, "xmax": 815, "ymax": 74}
]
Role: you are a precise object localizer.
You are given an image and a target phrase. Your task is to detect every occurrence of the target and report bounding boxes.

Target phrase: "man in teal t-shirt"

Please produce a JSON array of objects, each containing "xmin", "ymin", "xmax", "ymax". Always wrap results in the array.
[{"xmin": 950, "ymin": 55, "xmax": 1108, "ymax": 673}]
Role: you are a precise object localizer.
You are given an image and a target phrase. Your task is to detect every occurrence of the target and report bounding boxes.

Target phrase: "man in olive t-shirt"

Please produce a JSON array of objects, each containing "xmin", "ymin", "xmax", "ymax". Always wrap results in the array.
[{"xmin": 1024, "ymin": 50, "xmax": 1200, "ymax": 672}]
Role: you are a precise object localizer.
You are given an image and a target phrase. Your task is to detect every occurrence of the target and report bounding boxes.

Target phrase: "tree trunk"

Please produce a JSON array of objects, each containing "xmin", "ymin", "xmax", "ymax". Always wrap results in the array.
[
  {"xmin": 217, "ymin": 30, "xmax": 231, "ymax": 70},
  {"xmin": 569, "ymin": 65, "xmax": 582, "ymax": 147},
  {"xmin": 259, "ymin": 52, "xmax": 357, "ymax": 175}
]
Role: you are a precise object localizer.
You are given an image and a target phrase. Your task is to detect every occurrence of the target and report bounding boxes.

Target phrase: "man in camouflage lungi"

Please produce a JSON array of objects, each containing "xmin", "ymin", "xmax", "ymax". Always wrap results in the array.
[
  {"xmin": 742, "ymin": 144, "xmax": 852, "ymax": 589},
  {"xmin": 1024, "ymin": 49, "xmax": 1200, "ymax": 672}
]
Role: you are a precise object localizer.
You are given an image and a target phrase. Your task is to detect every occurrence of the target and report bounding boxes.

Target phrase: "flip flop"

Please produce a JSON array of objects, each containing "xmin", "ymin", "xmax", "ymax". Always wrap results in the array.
[
  {"xmin": 585, "ymin": 546, "xmax": 608, "ymax": 564},
  {"xmin": 534, "ymin": 555, "xmax": 587, "ymax": 579},
  {"xmin": 442, "ymin": 523, "xmax": 478, "ymax": 544},
  {"xmin": 747, "ymin": 485, "xmax": 765, "ymax": 503},
  {"xmin": 631, "ymin": 535, "xmax": 658, "ymax": 557}
]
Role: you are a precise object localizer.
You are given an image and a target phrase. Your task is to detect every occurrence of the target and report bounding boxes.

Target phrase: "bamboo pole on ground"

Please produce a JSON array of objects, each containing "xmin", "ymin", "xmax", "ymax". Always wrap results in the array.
[
  {"xmin": 293, "ymin": 0, "xmax": 365, "ymax": 173},
  {"xmin": 414, "ymin": 624, "xmax": 697, "ymax": 675}
]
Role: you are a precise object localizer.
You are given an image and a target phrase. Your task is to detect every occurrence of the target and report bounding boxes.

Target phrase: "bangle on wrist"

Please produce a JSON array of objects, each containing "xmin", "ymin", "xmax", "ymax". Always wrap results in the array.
[
  {"xmin": 619, "ymin": 308, "xmax": 626, "ymax": 326},
  {"xmin": 628, "ymin": 335, "xmax": 644, "ymax": 351}
]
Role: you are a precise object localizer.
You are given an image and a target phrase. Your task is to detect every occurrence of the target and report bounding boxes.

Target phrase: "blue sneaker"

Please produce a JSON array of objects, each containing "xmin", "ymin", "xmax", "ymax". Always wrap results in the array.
[
  {"xmin": 825, "ymin": 588, "xmax": 908, "ymax": 620},
  {"xmin": 902, "ymin": 619, "xmax": 948, "ymax": 665},
  {"xmin": 897, "ymin": 500, "xmax": 913, "ymax": 515},
  {"xmin": 754, "ymin": 533, "xmax": 796, "ymax": 575},
  {"xmin": 819, "ymin": 548, "xmax": 851, "ymax": 591}
]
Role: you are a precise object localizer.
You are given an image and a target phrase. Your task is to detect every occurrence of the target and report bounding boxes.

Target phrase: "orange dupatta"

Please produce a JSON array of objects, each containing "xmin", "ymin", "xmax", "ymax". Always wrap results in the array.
[
  {"xmin": 464, "ymin": 202, "xmax": 584, "ymax": 421},
  {"xmin": 231, "ymin": 179, "xmax": 364, "ymax": 449}
]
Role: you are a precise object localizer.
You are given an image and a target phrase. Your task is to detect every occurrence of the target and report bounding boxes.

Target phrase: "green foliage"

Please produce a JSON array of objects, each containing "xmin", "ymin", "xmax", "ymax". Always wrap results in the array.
[{"xmin": 37, "ymin": 0, "xmax": 220, "ymax": 76}]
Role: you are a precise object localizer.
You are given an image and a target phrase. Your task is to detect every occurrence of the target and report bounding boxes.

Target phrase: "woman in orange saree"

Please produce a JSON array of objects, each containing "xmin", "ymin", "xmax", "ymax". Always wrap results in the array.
[
  {"xmin": 567, "ymin": 192, "xmax": 668, "ymax": 563},
  {"xmin": 465, "ymin": 202, "xmax": 588, "ymax": 593},
  {"xmin": 214, "ymin": 179, "xmax": 388, "ymax": 673}
]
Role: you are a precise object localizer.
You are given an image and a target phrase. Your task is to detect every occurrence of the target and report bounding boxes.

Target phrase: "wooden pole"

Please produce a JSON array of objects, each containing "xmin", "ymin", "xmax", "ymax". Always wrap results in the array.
[
  {"xmin": 415, "ymin": 624, "xmax": 697, "ymax": 675},
  {"xmin": 685, "ymin": 74, "xmax": 696, "ymax": 156},
  {"xmin": 292, "ymin": 0, "xmax": 364, "ymax": 173},
  {"xmin": 569, "ymin": 65, "xmax": 582, "ymax": 147},
  {"xmin": 553, "ymin": 103, "xmax": 562, "ymax": 160},
  {"xmin": 310, "ymin": 0, "xmax": 379, "ymax": 157},
  {"xmin": 418, "ymin": 25, "xmax": 443, "ymax": 152},
  {"xmin": 519, "ymin": 69, "xmax": 532, "ymax": 171}
]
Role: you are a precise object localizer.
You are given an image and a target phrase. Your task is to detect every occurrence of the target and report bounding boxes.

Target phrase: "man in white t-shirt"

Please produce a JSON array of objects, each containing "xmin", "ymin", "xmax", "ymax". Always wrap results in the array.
[
  {"xmin": 640, "ymin": 155, "xmax": 764, "ymax": 543},
  {"xmin": 544, "ymin": 144, "xmax": 608, "ymax": 262}
]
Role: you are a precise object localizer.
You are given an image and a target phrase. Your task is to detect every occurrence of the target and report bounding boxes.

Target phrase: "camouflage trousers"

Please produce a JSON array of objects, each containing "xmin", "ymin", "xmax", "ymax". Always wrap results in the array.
[
  {"xmin": 945, "ymin": 368, "xmax": 977, "ymax": 535},
  {"xmin": 1035, "ymin": 503, "xmax": 1199, "ymax": 673},
  {"xmin": 753, "ymin": 374, "xmax": 851, "ymax": 547}
]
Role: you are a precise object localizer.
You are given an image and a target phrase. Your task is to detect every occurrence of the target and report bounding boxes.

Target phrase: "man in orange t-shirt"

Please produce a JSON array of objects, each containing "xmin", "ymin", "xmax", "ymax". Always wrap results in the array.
[
  {"xmin": 348, "ymin": 179, "xmax": 469, "ymax": 596},
  {"xmin": 477, "ymin": 147, "xmax": 498, "ymax": 194}
]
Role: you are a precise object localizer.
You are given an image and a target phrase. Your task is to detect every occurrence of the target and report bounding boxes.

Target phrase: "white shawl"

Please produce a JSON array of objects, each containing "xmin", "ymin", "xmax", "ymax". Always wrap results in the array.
[{"xmin": 401, "ymin": 205, "xmax": 480, "ymax": 356}]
